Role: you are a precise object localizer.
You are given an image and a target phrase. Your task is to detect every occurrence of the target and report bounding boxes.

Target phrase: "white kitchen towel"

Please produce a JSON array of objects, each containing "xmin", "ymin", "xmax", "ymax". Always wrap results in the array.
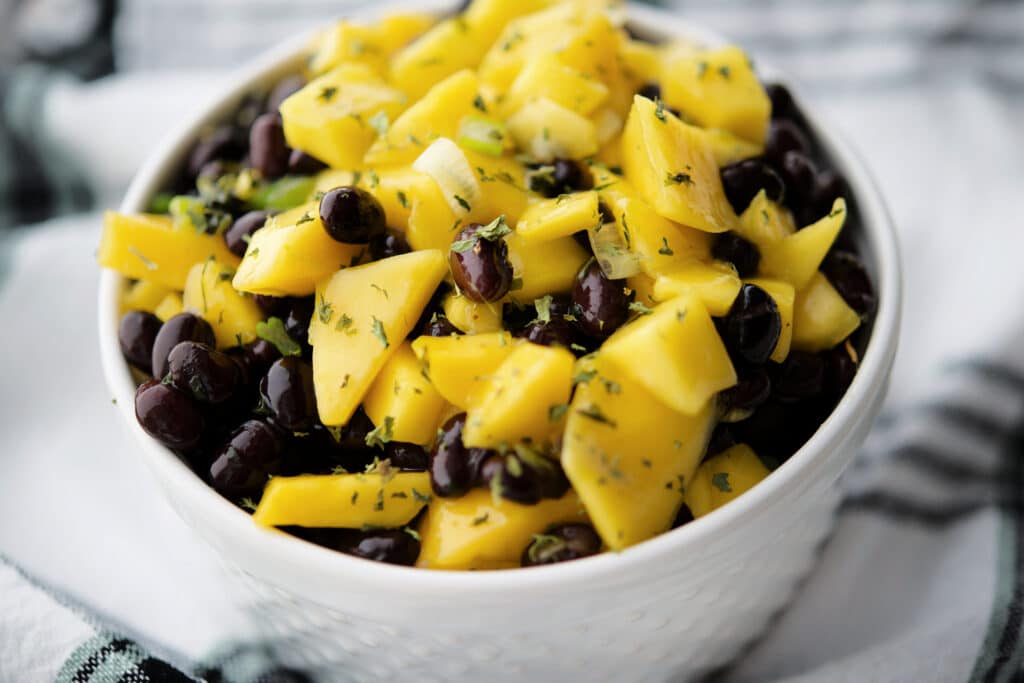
[{"xmin": 1, "ymin": 0, "xmax": 1023, "ymax": 681}]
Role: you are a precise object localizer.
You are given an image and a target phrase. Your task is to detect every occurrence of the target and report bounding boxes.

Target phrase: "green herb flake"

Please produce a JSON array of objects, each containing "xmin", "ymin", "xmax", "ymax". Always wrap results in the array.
[
  {"xmin": 658, "ymin": 237, "xmax": 674, "ymax": 256},
  {"xmin": 374, "ymin": 489, "xmax": 385, "ymax": 511},
  {"xmin": 368, "ymin": 110, "xmax": 390, "ymax": 136},
  {"xmin": 548, "ymin": 403, "xmax": 569, "ymax": 422},
  {"xmin": 256, "ymin": 317, "xmax": 302, "ymax": 356},
  {"xmin": 450, "ymin": 237, "xmax": 476, "ymax": 253},
  {"xmin": 718, "ymin": 64, "xmax": 731, "ymax": 79},
  {"xmin": 829, "ymin": 206, "xmax": 845, "ymax": 219},
  {"xmin": 654, "ymin": 98, "xmax": 668, "ymax": 123},
  {"xmin": 370, "ymin": 316, "xmax": 389, "ymax": 348},
  {"xmin": 370, "ymin": 283, "xmax": 389, "ymax": 299},
  {"xmin": 534, "ymin": 294, "xmax": 553, "ymax": 323},
  {"xmin": 296, "ymin": 212, "xmax": 314, "ymax": 225},
  {"xmin": 664, "ymin": 172, "xmax": 694, "ymax": 187},
  {"xmin": 341, "ymin": 374, "xmax": 350, "ymax": 389},
  {"xmin": 711, "ymin": 472, "xmax": 732, "ymax": 492},
  {"xmin": 601, "ymin": 379, "xmax": 622, "ymax": 394},
  {"xmin": 368, "ymin": 170, "xmax": 380, "ymax": 188},
  {"xmin": 411, "ymin": 488, "xmax": 432, "ymax": 504},
  {"xmin": 365, "ymin": 416, "xmax": 395, "ymax": 449},
  {"xmin": 317, "ymin": 295, "xmax": 334, "ymax": 324},
  {"xmin": 472, "ymin": 513, "xmax": 490, "ymax": 526},
  {"xmin": 453, "ymin": 194, "xmax": 472, "ymax": 212},
  {"xmin": 473, "ymin": 94, "xmax": 488, "ymax": 113},
  {"xmin": 629, "ymin": 301, "xmax": 654, "ymax": 315},
  {"xmin": 404, "ymin": 528, "xmax": 421, "ymax": 542},
  {"xmin": 641, "ymin": 458, "xmax": 652, "ymax": 468},
  {"xmin": 761, "ymin": 209, "xmax": 770, "ymax": 224},
  {"xmin": 335, "ymin": 313, "xmax": 355, "ymax": 333},
  {"xmin": 397, "ymin": 190, "xmax": 409, "ymax": 209},
  {"xmin": 318, "ymin": 86, "xmax": 338, "ymax": 103},
  {"xmin": 240, "ymin": 497, "xmax": 257, "ymax": 512},
  {"xmin": 573, "ymin": 369, "xmax": 598, "ymax": 385},
  {"xmin": 576, "ymin": 404, "xmax": 617, "ymax": 427},
  {"xmin": 127, "ymin": 246, "xmax": 158, "ymax": 271},
  {"xmin": 351, "ymin": 491, "xmax": 359, "ymax": 505}
]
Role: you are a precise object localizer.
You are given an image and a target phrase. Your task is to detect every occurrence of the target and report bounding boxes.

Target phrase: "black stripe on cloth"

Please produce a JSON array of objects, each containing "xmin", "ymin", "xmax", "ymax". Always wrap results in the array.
[
  {"xmin": 70, "ymin": 636, "xmax": 135, "ymax": 683},
  {"xmin": 841, "ymin": 493, "xmax": 1024, "ymax": 529}
]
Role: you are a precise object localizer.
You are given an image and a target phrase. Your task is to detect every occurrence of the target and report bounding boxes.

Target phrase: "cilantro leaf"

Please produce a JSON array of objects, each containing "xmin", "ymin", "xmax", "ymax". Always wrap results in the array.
[{"xmin": 256, "ymin": 317, "xmax": 301, "ymax": 356}]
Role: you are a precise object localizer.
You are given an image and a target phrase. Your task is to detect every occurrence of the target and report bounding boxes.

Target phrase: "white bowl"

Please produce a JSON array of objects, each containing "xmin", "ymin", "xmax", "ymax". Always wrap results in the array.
[{"xmin": 98, "ymin": 3, "xmax": 901, "ymax": 681}]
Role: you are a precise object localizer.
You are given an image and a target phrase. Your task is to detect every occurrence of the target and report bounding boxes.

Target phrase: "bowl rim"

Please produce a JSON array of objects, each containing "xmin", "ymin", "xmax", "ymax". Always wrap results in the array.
[{"xmin": 97, "ymin": 0, "xmax": 901, "ymax": 594}]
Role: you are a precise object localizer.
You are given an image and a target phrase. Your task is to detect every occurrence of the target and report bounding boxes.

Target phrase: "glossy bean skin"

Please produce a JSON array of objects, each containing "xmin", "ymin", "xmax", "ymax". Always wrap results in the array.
[
  {"xmin": 484, "ymin": 451, "xmax": 570, "ymax": 504},
  {"xmin": 260, "ymin": 357, "xmax": 317, "ymax": 432},
  {"xmin": 224, "ymin": 210, "xmax": 269, "ymax": 257},
  {"xmin": 119, "ymin": 310, "xmax": 162, "ymax": 373},
  {"xmin": 369, "ymin": 230, "xmax": 411, "ymax": 261},
  {"xmin": 151, "ymin": 313, "xmax": 216, "ymax": 380},
  {"xmin": 572, "ymin": 259, "xmax": 633, "ymax": 338},
  {"xmin": 318, "ymin": 186, "xmax": 387, "ymax": 244},
  {"xmin": 134, "ymin": 380, "xmax": 205, "ymax": 451},
  {"xmin": 779, "ymin": 151, "xmax": 818, "ymax": 224},
  {"xmin": 284, "ymin": 297, "xmax": 314, "ymax": 351},
  {"xmin": 765, "ymin": 83, "xmax": 800, "ymax": 122},
  {"xmin": 528, "ymin": 158, "xmax": 591, "ymax": 197},
  {"xmin": 719, "ymin": 368, "xmax": 771, "ymax": 422},
  {"xmin": 717, "ymin": 284, "xmax": 782, "ymax": 367},
  {"xmin": 823, "ymin": 250, "xmax": 876, "ymax": 320},
  {"xmin": 448, "ymin": 224, "xmax": 514, "ymax": 303},
  {"xmin": 187, "ymin": 125, "xmax": 246, "ymax": 178},
  {"xmin": 711, "ymin": 233, "xmax": 761, "ymax": 278},
  {"xmin": 765, "ymin": 119, "xmax": 811, "ymax": 167},
  {"xmin": 286, "ymin": 150, "xmax": 326, "ymax": 175},
  {"xmin": 429, "ymin": 413, "xmax": 491, "ymax": 497},
  {"xmin": 720, "ymin": 159, "xmax": 785, "ymax": 214},
  {"xmin": 249, "ymin": 113, "xmax": 290, "ymax": 180},
  {"xmin": 242, "ymin": 339, "xmax": 281, "ymax": 378},
  {"xmin": 285, "ymin": 527, "xmax": 420, "ymax": 566},
  {"xmin": 385, "ymin": 442, "xmax": 429, "ymax": 471},
  {"xmin": 208, "ymin": 419, "xmax": 284, "ymax": 498},
  {"xmin": 167, "ymin": 341, "xmax": 241, "ymax": 404},
  {"xmin": 521, "ymin": 523, "xmax": 602, "ymax": 566}
]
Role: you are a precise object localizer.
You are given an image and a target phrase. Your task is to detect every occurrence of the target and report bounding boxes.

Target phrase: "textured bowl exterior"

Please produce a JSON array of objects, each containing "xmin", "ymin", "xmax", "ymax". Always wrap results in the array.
[{"xmin": 97, "ymin": 4, "xmax": 901, "ymax": 682}]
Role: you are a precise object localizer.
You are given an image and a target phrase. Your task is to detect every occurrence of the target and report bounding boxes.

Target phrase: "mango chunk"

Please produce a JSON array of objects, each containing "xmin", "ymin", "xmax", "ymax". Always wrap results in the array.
[
  {"xmin": 122, "ymin": 279, "xmax": 173, "ymax": 315},
  {"xmin": 504, "ymin": 231, "xmax": 589, "ymax": 302},
  {"xmin": 253, "ymin": 472, "xmax": 431, "ymax": 529},
  {"xmin": 698, "ymin": 127, "xmax": 764, "ymax": 167},
  {"xmin": 507, "ymin": 97, "xmax": 598, "ymax": 162},
  {"xmin": 309, "ymin": 14, "xmax": 434, "ymax": 76},
  {"xmin": 792, "ymin": 271, "xmax": 861, "ymax": 352},
  {"xmin": 562, "ymin": 355, "xmax": 716, "ymax": 549},
  {"xmin": 182, "ymin": 259, "xmax": 263, "ymax": 348},
  {"xmin": 98, "ymin": 212, "xmax": 239, "ymax": 290},
  {"xmin": 154, "ymin": 292, "xmax": 184, "ymax": 322},
  {"xmin": 309, "ymin": 250, "xmax": 449, "ymax": 425},
  {"xmin": 652, "ymin": 261, "xmax": 741, "ymax": 316},
  {"xmin": 662, "ymin": 45, "xmax": 770, "ymax": 145},
  {"xmin": 406, "ymin": 175, "xmax": 459, "ymax": 252},
  {"xmin": 684, "ymin": 444, "xmax": 770, "ymax": 518},
  {"xmin": 232, "ymin": 203, "xmax": 364, "ymax": 297},
  {"xmin": 515, "ymin": 191, "xmax": 600, "ymax": 243},
  {"xmin": 600, "ymin": 293, "xmax": 736, "ymax": 415},
  {"xmin": 618, "ymin": 38, "xmax": 662, "ymax": 88},
  {"xmin": 463, "ymin": 147, "xmax": 530, "ymax": 223},
  {"xmin": 365, "ymin": 70, "xmax": 480, "ymax": 167},
  {"xmin": 502, "ymin": 53, "xmax": 609, "ymax": 117},
  {"xmin": 417, "ymin": 489, "xmax": 588, "ymax": 570},
  {"xmin": 463, "ymin": 343, "xmax": 575, "ymax": 449},
  {"xmin": 745, "ymin": 277, "xmax": 795, "ymax": 363},
  {"xmin": 411, "ymin": 332, "xmax": 515, "ymax": 409},
  {"xmin": 279, "ymin": 64, "xmax": 407, "ymax": 169},
  {"xmin": 736, "ymin": 190, "xmax": 795, "ymax": 250},
  {"xmin": 363, "ymin": 342, "xmax": 447, "ymax": 446},
  {"xmin": 760, "ymin": 198, "xmax": 846, "ymax": 290},
  {"xmin": 621, "ymin": 96, "xmax": 736, "ymax": 233},
  {"xmin": 442, "ymin": 292, "xmax": 503, "ymax": 334}
]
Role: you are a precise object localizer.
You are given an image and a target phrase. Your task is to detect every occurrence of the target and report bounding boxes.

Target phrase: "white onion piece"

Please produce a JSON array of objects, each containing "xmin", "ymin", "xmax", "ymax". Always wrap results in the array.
[{"xmin": 588, "ymin": 222, "xmax": 643, "ymax": 279}]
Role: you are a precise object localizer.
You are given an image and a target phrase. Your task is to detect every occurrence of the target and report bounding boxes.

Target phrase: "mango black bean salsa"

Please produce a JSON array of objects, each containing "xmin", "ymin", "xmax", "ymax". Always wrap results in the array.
[{"xmin": 100, "ymin": 0, "xmax": 875, "ymax": 570}]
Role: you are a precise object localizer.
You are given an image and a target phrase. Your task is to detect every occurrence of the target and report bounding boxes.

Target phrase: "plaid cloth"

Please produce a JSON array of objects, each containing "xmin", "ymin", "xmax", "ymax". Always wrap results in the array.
[{"xmin": 1, "ymin": 0, "xmax": 1023, "ymax": 681}]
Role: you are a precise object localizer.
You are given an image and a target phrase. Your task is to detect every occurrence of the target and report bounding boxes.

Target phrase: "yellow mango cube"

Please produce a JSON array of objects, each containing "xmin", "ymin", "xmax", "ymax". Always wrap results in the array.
[
  {"xmin": 309, "ymin": 250, "xmax": 449, "ymax": 425},
  {"xmin": 736, "ymin": 190, "xmax": 796, "ymax": 250},
  {"xmin": 507, "ymin": 97, "xmax": 598, "ymax": 162},
  {"xmin": 463, "ymin": 343, "xmax": 575, "ymax": 449},
  {"xmin": 231, "ymin": 203, "xmax": 364, "ymax": 297},
  {"xmin": 662, "ymin": 45, "xmax": 770, "ymax": 145},
  {"xmin": 515, "ymin": 191, "xmax": 600, "ymax": 243},
  {"xmin": 652, "ymin": 261, "xmax": 741, "ymax": 316},
  {"xmin": 745, "ymin": 278, "xmax": 795, "ymax": 363},
  {"xmin": 504, "ymin": 231, "xmax": 590, "ymax": 302},
  {"xmin": 618, "ymin": 38, "xmax": 662, "ymax": 88},
  {"xmin": 406, "ymin": 176, "xmax": 459, "ymax": 252},
  {"xmin": 792, "ymin": 271, "xmax": 861, "ymax": 351},
  {"xmin": 154, "ymin": 292, "xmax": 184, "ymax": 322},
  {"xmin": 363, "ymin": 342, "xmax": 447, "ymax": 446},
  {"xmin": 463, "ymin": 147, "xmax": 530, "ymax": 224},
  {"xmin": 442, "ymin": 292, "xmax": 503, "ymax": 334},
  {"xmin": 600, "ymin": 293, "xmax": 736, "ymax": 415},
  {"xmin": 279, "ymin": 64, "xmax": 407, "ymax": 169},
  {"xmin": 365, "ymin": 70, "xmax": 480, "ymax": 167},
  {"xmin": 502, "ymin": 53, "xmax": 609, "ymax": 117},
  {"xmin": 684, "ymin": 444, "xmax": 770, "ymax": 518},
  {"xmin": 760, "ymin": 198, "xmax": 846, "ymax": 289},
  {"xmin": 562, "ymin": 355, "xmax": 716, "ymax": 550},
  {"xmin": 98, "ymin": 212, "xmax": 239, "ymax": 290},
  {"xmin": 309, "ymin": 14, "xmax": 434, "ymax": 76},
  {"xmin": 411, "ymin": 332, "xmax": 515, "ymax": 409},
  {"xmin": 621, "ymin": 96, "xmax": 737, "ymax": 233},
  {"xmin": 122, "ymin": 279, "xmax": 172, "ymax": 315},
  {"xmin": 417, "ymin": 489, "xmax": 588, "ymax": 570},
  {"xmin": 182, "ymin": 259, "xmax": 263, "ymax": 348},
  {"xmin": 698, "ymin": 127, "xmax": 764, "ymax": 167},
  {"xmin": 253, "ymin": 472, "xmax": 431, "ymax": 528}
]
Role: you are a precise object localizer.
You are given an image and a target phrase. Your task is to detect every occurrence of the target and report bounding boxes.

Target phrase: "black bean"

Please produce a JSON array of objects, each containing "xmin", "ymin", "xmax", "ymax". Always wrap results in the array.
[
  {"xmin": 765, "ymin": 82, "xmax": 799, "ymax": 122},
  {"xmin": 823, "ymin": 251, "xmax": 875, "ymax": 320},
  {"xmin": 369, "ymin": 230, "xmax": 411, "ymax": 261},
  {"xmin": 486, "ymin": 450, "xmax": 569, "ymax": 504},
  {"xmin": 280, "ymin": 423, "xmax": 374, "ymax": 476},
  {"xmin": 119, "ymin": 310, "xmax": 162, "ymax": 373},
  {"xmin": 720, "ymin": 368, "xmax": 771, "ymax": 422},
  {"xmin": 253, "ymin": 294, "xmax": 291, "ymax": 318},
  {"xmin": 286, "ymin": 527, "xmax": 420, "ymax": 566},
  {"xmin": 637, "ymin": 83, "xmax": 662, "ymax": 102},
  {"xmin": 422, "ymin": 315, "xmax": 461, "ymax": 337},
  {"xmin": 720, "ymin": 159, "xmax": 785, "ymax": 214},
  {"xmin": 167, "ymin": 341, "xmax": 241, "ymax": 404},
  {"xmin": 284, "ymin": 297, "xmax": 314, "ymax": 349},
  {"xmin": 528, "ymin": 158, "xmax": 591, "ymax": 197},
  {"xmin": 429, "ymin": 413, "xmax": 490, "ymax": 497},
  {"xmin": 243, "ymin": 339, "xmax": 281, "ymax": 378},
  {"xmin": 385, "ymin": 442, "xmax": 429, "ymax": 471},
  {"xmin": 286, "ymin": 149, "xmax": 327, "ymax": 175},
  {"xmin": 224, "ymin": 210, "xmax": 269, "ymax": 257},
  {"xmin": 808, "ymin": 170, "xmax": 848, "ymax": 224},
  {"xmin": 672, "ymin": 504, "xmax": 695, "ymax": 529},
  {"xmin": 449, "ymin": 223, "xmax": 514, "ymax": 303},
  {"xmin": 711, "ymin": 233, "xmax": 761, "ymax": 277},
  {"xmin": 765, "ymin": 119, "xmax": 811, "ymax": 167},
  {"xmin": 521, "ymin": 523, "xmax": 601, "ymax": 566},
  {"xmin": 187, "ymin": 125, "xmax": 246, "ymax": 178},
  {"xmin": 266, "ymin": 75, "xmax": 305, "ymax": 113},
  {"xmin": 151, "ymin": 313, "xmax": 216, "ymax": 380},
  {"xmin": 318, "ymin": 186, "xmax": 387, "ymax": 244},
  {"xmin": 517, "ymin": 319, "xmax": 575, "ymax": 348},
  {"xmin": 249, "ymin": 113, "xmax": 290, "ymax": 180},
  {"xmin": 771, "ymin": 352, "xmax": 825, "ymax": 403},
  {"xmin": 718, "ymin": 284, "xmax": 782, "ymax": 366},
  {"xmin": 779, "ymin": 151, "xmax": 818, "ymax": 224},
  {"xmin": 733, "ymin": 398, "xmax": 825, "ymax": 464},
  {"xmin": 260, "ymin": 357, "xmax": 317, "ymax": 432},
  {"xmin": 333, "ymin": 407, "xmax": 380, "ymax": 464},
  {"xmin": 823, "ymin": 345, "xmax": 858, "ymax": 399},
  {"xmin": 208, "ymin": 419, "xmax": 284, "ymax": 498},
  {"xmin": 134, "ymin": 380, "xmax": 205, "ymax": 451},
  {"xmin": 572, "ymin": 259, "xmax": 633, "ymax": 338}
]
